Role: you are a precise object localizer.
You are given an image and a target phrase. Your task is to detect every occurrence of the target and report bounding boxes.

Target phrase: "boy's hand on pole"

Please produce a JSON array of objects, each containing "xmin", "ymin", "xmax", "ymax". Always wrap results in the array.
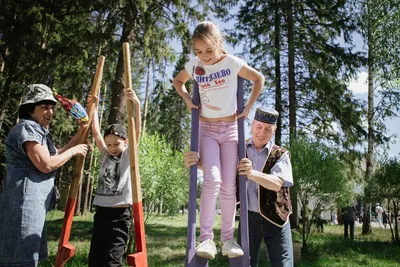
[
  {"xmin": 87, "ymin": 93, "xmax": 99, "ymax": 106},
  {"xmin": 125, "ymin": 88, "xmax": 140, "ymax": 106}
]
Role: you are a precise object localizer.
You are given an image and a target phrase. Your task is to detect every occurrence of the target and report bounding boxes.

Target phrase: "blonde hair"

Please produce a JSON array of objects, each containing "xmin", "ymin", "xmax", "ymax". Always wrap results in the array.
[{"xmin": 192, "ymin": 21, "xmax": 225, "ymax": 54}]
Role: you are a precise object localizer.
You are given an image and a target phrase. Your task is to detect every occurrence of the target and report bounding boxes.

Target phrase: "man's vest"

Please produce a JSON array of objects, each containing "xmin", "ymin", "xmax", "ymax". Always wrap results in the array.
[{"xmin": 237, "ymin": 144, "xmax": 292, "ymax": 228}]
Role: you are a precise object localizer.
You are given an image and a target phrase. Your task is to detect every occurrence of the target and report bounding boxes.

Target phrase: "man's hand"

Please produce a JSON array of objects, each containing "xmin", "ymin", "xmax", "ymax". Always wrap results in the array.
[
  {"xmin": 238, "ymin": 158, "xmax": 253, "ymax": 177},
  {"xmin": 183, "ymin": 151, "xmax": 201, "ymax": 168}
]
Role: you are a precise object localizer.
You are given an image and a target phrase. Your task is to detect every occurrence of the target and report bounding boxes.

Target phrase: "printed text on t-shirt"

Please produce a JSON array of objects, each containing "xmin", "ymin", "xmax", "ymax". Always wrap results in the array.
[{"xmin": 196, "ymin": 68, "xmax": 231, "ymax": 90}]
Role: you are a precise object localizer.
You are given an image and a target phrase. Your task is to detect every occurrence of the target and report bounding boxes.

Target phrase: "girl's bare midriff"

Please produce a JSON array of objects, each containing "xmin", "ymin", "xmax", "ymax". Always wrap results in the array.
[{"xmin": 200, "ymin": 114, "xmax": 236, "ymax": 122}]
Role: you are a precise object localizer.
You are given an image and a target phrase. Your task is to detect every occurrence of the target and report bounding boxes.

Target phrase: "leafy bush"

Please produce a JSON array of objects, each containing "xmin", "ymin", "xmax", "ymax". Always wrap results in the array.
[
  {"xmin": 139, "ymin": 132, "xmax": 188, "ymax": 217},
  {"xmin": 288, "ymin": 138, "xmax": 354, "ymax": 249}
]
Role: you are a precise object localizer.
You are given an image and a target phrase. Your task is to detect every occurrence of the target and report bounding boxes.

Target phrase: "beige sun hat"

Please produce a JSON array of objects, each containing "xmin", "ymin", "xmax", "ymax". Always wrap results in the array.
[{"xmin": 20, "ymin": 84, "xmax": 57, "ymax": 106}]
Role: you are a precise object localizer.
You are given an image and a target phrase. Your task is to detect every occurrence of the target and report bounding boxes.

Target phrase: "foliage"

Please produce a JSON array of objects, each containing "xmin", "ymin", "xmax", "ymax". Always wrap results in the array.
[
  {"xmin": 0, "ymin": 0, "xmax": 103, "ymax": 182},
  {"xmin": 365, "ymin": 157, "xmax": 400, "ymax": 200},
  {"xmin": 289, "ymin": 137, "xmax": 354, "ymax": 249},
  {"xmin": 365, "ymin": 157, "xmax": 400, "ymax": 241},
  {"xmin": 358, "ymin": 0, "xmax": 400, "ymax": 147},
  {"xmin": 138, "ymin": 132, "xmax": 188, "ymax": 217},
  {"xmin": 145, "ymin": 19, "xmax": 192, "ymax": 152}
]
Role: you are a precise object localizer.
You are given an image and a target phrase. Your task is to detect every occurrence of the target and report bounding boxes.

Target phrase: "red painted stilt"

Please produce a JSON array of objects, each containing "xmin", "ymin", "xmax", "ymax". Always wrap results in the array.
[{"xmin": 123, "ymin": 42, "xmax": 148, "ymax": 267}]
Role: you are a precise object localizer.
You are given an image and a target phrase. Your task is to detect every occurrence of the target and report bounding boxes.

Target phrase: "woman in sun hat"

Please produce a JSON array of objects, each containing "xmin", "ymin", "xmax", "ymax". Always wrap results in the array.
[{"xmin": 0, "ymin": 84, "xmax": 89, "ymax": 267}]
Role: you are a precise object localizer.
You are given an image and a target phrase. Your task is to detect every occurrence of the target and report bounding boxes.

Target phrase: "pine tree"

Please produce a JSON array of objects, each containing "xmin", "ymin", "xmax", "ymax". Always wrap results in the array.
[
  {"xmin": 215, "ymin": 0, "xmax": 367, "ymax": 228},
  {"xmin": 146, "ymin": 24, "xmax": 192, "ymax": 152}
]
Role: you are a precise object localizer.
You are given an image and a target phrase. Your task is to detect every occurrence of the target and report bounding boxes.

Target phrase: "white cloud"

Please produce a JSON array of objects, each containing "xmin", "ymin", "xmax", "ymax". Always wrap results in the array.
[{"xmin": 348, "ymin": 71, "xmax": 368, "ymax": 94}]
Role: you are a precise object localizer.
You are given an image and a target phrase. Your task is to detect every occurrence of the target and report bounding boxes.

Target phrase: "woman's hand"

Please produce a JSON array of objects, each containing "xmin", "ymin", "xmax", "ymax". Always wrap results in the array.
[
  {"xmin": 70, "ymin": 144, "xmax": 89, "ymax": 157},
  {"xmin": 76, "ymin": 123, "xmax": 89, "ymax": 134}
]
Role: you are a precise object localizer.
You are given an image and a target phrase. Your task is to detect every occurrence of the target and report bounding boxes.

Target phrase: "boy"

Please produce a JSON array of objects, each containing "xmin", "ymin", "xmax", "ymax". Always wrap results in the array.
[{"xmin": 88, "ymin": 89, "xmax": 140, "ymax": 267}]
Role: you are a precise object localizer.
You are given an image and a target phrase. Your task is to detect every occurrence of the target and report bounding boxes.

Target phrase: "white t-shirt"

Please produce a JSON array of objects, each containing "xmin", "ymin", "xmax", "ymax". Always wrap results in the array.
[
  {"xmin": 93, "ymin": 146, "xmax": 132, "ymax": 207},
  {"xmin": 185, "ymin": 54, "xmax": 246, "ymax": 118}
]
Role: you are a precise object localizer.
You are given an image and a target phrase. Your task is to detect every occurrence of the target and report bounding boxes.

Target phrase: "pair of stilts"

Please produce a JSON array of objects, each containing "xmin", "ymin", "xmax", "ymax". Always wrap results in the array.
[
  {"xmin": 55, "ymin": 44, "xmax": 147, "ymax": 267},
  {"xmin": 186, "ymin": 77, "xmax": 249, "ymax": 267}
]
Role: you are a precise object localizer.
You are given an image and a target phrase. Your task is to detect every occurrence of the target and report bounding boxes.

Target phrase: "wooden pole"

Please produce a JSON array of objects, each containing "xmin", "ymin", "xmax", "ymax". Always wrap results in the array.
[
  {"xmin": 122, "ymin": 42, "xmax": 148, "ymax": 267},
  {"xmin": 55, "ymin": 55, "xmax": 105, "ymax": 267}
]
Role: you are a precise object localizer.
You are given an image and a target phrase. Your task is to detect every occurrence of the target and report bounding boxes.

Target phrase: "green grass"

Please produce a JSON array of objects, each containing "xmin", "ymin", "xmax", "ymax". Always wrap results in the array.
[
  {"xmin": 296, "ymin": 225, "xmax": 400, "ymax": 267},
  {"xmin": 40, "ymin": 211, "xmax": 400, "ymax": 266}
]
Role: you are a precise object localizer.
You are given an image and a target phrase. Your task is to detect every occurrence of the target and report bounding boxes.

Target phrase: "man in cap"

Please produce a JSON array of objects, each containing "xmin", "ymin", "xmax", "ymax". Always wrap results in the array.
[{"xmin": 184, "ymin": 107, "xmax": 294, "ymax": 267}]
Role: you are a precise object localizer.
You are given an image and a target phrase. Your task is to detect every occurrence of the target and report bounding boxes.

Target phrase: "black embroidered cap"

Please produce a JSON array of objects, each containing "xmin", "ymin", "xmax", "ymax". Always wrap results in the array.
[
  {"xmin": 104, "ymin": 124, "xmax": 127, "ymax": 140},
  {"xmin": 254, "ymin": 107, "xmax": 279, "ymax": 124}
]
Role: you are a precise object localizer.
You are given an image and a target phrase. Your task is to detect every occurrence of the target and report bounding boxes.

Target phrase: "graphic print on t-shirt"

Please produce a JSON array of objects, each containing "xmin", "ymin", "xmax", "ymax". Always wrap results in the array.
[
  {"xmin": 96, "ymin": 156, "xmax": 124, "ymax": 196},
  {"xmin": 194, "ymin": 68, "xmax": 232, "ymax": 112}
]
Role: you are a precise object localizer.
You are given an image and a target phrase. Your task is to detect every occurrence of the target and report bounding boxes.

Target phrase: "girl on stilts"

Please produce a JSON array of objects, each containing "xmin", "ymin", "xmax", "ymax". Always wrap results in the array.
[{"xmin": 173, "ymin": 21, "xmax": 264, "ymax": 260}]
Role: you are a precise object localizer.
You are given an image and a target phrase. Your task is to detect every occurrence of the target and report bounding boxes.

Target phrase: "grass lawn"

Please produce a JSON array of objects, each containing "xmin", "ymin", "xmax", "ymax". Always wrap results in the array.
[{"xmin": 40, "ymin": 211, "xmax": 400, "ymax": 266}]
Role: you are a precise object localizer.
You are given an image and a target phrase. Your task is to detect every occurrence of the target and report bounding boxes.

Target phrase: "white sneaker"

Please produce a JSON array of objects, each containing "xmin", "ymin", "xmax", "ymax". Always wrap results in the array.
[
  {"xmin": 222, "ymin": 240, "xmax": 244, "ymax": 258},
  {"xmin": 196, "ymin": 239, "xmax": 218, "ymax": 259}
]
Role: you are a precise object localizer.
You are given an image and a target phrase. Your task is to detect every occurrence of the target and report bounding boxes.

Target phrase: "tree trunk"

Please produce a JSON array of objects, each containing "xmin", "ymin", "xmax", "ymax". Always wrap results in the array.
[
  {"xmin": 82, "ymin": 151, "xmax": 94, "ymax": 216},
  {"xmin": 287, "ymin": 0, "xmax": 298, "ymax": 229},
  {"xmin": 0, "ymin": 106, "xmax": 7, "ymax": 133},
  {"xmin": 108, "ymin": 2, "xmax": 138, "ymax": 125},
  {"xmin": 287, "ymin": 0, "xmax": 296, "ymax": 140},
  {"xmin": 15, "ymin": 97, "xmax": 22, "ymax": 124},
  {"xmin": 362, "ymin": 203, "xmax": 371, "ymax": 234},
  {"xmin": 363, "ymin": 4, "xmax": 374, "ymax": 233},
  {"xmin": 88, "ymin": 155, "xmax": 96, "ymax": 213},
  {"xmin": 75, "ymin": 180, "xmax": 82, "ymax": 216},
  {"xmin": 52, "ymin": 165, "xmax": 63, "ymax": 210},
  {"xmin": 0, "ymin": 76, "xmax": 12, "ymax": 133},
  {"xmin": 141, "ymin": 61, "xmax": 151, "ymax": 133},
  {"xmin": 274, "ymin": 0, "xmax": 282, "ymax": 146},
  {"xmin": 158, "ymin": 199, "xmax": 163, "ymax": 214},
  {"xmin": 0, "ymin": 48, "xmax": 6, "ymax": 72},
  {"xmin": 394, "ymin": 201, "xmax": 399, "ymax": 242},
  {"xmin": 388, "ymin": 200, "xmax": 395, "ymax": 241},
  {"xmin": 301, "ymin": 204, "xmax": 308, "ymax": 252}
]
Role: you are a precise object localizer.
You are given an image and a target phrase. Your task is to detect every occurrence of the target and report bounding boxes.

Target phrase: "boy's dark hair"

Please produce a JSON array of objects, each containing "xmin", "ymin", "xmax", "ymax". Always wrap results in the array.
[
  {"xmin": 18, "ymin": 100, "xmax": 57, "ymax": 119},
  {"xmin": 104, "ymin": 124, "xmax": 127, "ymax": 140}
]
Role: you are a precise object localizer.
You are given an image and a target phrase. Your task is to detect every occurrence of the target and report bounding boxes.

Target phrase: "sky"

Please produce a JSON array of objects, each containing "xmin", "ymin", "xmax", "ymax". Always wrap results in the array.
[{"xmin": 348, "ymin": 71, "xmax": 400, "ymax": 157}]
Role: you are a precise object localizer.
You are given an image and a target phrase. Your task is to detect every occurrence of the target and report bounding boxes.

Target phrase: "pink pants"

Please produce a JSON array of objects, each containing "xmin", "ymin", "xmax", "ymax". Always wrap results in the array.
[{"xmin": 199, "ymin": 121, "xmax": 238, "ymax": 242}]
